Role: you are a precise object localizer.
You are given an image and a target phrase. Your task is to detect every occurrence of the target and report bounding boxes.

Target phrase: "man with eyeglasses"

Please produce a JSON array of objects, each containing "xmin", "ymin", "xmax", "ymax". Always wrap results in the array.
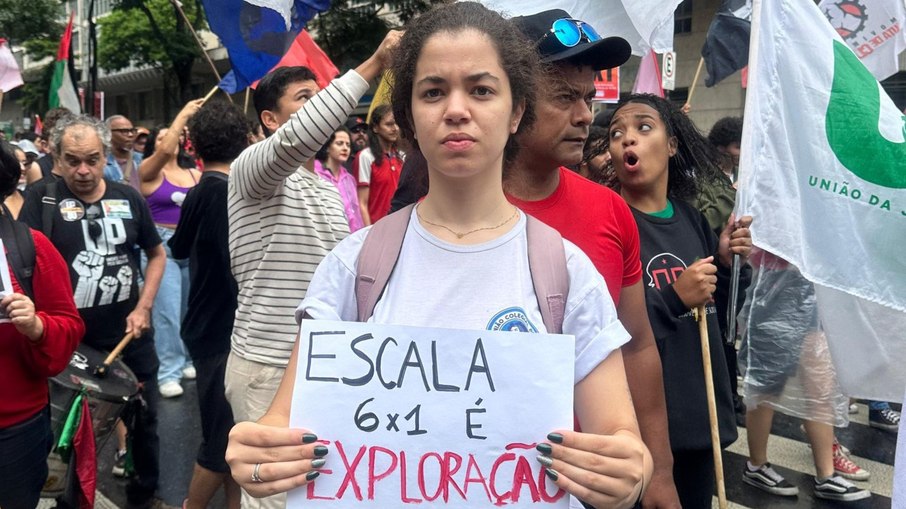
[
  {"xmin": 21, "ymin": 115, "xmax": 169, "ymax": 509},
  {"xmin": 105, "ymin": 115, "xmax": 145, "ymax": 188},
  {"xmin": 506, "ymin": 10, "xmax": 682, "ymax": 509}
]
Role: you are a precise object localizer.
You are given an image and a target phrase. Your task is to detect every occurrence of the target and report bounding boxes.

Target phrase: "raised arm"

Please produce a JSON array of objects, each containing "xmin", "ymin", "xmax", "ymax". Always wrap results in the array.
[
  {"xmin": 139, "ymin": 99, "xmax": 203, "ymax": 186},
  {"xmin": 231, "ymin": 30, "xmax": 402, "ymax": 202}
]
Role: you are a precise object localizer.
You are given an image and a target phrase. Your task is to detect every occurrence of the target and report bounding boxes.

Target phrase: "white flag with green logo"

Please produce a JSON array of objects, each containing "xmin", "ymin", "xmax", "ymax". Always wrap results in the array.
[{"xmin": 738, "ymin": 0, "xmax": 906, "ymax": 401}]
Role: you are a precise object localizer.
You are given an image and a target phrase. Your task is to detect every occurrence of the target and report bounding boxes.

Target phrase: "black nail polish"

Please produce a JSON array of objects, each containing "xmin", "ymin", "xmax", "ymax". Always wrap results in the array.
[
  {"xmin": 545, "ymin": 468, "xmax": 559, "ymax": 481},
  {"xmin": 302, "ymin": 433, "xmax": 318, "ymax": 444},
  {"xmin": 306, "ymin": 471, "xmax": 320, "ymax": 481},
  {"xmin": 547, "ymin": 432, "xmax": 564, "ymax": 444},
  {"xmin": 311, "ymin": 458, "xmax": 326, "ymax": 469},
  {"xmin": 536, "ymin": 443, "xmax": 552, "ymax": 455},
  {"xmin": 314, "ymin": 445, "xmax": 329, "ymax": 457}
]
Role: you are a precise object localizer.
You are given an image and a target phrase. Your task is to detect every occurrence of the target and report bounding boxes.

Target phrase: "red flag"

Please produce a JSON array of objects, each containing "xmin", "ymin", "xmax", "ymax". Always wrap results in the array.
[
  {"xmin": 72, "ymin": 397, "xmax": 96, "ymax": 508},
  {"xmin": 252, "ymin": 30, "xmax": 339, "ymax": 90},
  {"xmin": 632, "ymin": 50, "xmax": 664, "ymax": 97},
  {"xmin": 34, "ymin": 114, "xmax": 43, "ymax": 136}
]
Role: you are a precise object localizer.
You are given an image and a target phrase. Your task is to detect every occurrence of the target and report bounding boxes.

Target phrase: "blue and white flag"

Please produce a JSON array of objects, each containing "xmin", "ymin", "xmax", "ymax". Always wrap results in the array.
[{"xmin": 201, "ymin": 0, "xmax": 330, "ymax": 93}]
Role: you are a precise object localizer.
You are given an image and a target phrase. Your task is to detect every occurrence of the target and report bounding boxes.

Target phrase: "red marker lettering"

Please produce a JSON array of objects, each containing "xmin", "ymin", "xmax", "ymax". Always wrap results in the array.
[
  {"xmin": 335, "ymin": 441, "xmax": 366, "ymax": 501},
  {"xmin": 463, "ymin": 454, "xmax": 493, "ymax": 501},
  {"xmin": 399, "ymin": 451, "xmax": 423, "ymax": 504},
  {"xmin": 489, "ymin": 452, "xmax": 515, "ymax": 505},
  {"xmin": 367, "ymin": 446, "xmax": 398, "ymax": 500},
  {"xmin": 418, "ymin": 452, "xmax": 444, "ymax": 501},
  {"xmin": 511, "ymin": 456, "xmax": 540, "ymax": 503}
]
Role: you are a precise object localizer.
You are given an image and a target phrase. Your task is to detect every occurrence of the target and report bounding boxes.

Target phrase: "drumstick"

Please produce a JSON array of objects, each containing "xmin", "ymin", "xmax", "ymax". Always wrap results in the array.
[{"xmin": 96, "ymin": 332, "xmax": 137, "ymax": 376}]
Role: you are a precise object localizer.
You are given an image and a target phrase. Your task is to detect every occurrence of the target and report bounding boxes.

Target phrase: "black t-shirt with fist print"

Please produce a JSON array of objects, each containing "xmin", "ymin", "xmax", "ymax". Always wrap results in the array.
[{"xmin": 22, "ymin": 178, "xmax": 161, "ymax": 349}]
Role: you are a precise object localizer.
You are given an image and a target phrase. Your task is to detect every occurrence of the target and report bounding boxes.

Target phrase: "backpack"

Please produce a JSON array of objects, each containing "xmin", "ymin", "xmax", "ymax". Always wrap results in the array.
[
  {"xmin": 354, "ymin": 204, "xmax": 570, "ymax": 333},
  {"xmin": 0, "ymin": 204, "xmax": 36, "ymax": 299}
]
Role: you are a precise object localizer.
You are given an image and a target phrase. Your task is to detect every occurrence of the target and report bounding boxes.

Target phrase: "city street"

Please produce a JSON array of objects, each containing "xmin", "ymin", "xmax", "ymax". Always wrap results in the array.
[{"xmin": 38, "ymin": 385, "xmax": 897, "ymax": 509}]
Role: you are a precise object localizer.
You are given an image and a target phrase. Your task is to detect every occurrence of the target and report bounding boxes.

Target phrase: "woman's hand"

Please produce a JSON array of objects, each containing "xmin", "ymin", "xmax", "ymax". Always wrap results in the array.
[
  {"xmin": 718, "ymin": 214, "xmax": 754, "ymax": 267},
  {"xmin": 673, "ymin": 256, "xmax": 717, "ymax": 309},
  {"xmin": 226, "ymin": 422, "xmax": 327, "ymax": 498},
  {"xmin": 176, "ymin": 98, "xmax": 205, "ymax": 123},
  {"xmin": 536, "ymin": 430, "xmax": 646, "ymax": 509},
  {"xmin": 1, "ymin": 292, "xmax": 44, "ymax": 341}
]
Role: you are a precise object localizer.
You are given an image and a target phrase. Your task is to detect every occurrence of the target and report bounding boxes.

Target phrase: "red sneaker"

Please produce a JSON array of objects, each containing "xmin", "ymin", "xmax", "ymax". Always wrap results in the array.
[{"xmin": 833, "ymin": 442, "xmax": 870, "ymax": 481}]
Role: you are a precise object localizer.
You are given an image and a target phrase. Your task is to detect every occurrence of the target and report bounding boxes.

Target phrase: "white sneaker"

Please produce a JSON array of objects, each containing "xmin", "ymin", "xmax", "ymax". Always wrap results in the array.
[
  {"xmin": 159, "ymin": 381, "xmax": 184, "ymax": 398},
  {"xmin": 182, "ymin": 365, "xmax": 196, "ymax": 380}
]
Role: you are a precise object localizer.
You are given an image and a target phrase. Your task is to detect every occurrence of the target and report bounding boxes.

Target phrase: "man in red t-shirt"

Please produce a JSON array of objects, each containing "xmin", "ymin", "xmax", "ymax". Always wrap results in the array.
[{"xmin": 508, "ymin": 10, "xmax": 681, "ymax": 509}]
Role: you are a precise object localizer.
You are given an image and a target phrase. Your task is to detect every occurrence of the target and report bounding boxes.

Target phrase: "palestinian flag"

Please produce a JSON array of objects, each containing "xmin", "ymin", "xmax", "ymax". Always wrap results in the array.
[{"xmin": 49, "ymin": 12, "xmax": 81, "ymax": 112}]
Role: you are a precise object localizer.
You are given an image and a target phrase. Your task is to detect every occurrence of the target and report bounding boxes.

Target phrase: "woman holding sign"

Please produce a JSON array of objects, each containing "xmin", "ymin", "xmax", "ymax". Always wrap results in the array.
[{"xmin": 226, "ymin": 4, "xmax": 651, "ymax": 508}]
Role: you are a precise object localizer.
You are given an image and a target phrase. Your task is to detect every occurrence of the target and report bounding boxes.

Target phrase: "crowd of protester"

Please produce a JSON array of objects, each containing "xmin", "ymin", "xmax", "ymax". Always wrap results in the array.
[{"xmin": 0, "ymin": 2, "xmax": 900, "ymax": 509}]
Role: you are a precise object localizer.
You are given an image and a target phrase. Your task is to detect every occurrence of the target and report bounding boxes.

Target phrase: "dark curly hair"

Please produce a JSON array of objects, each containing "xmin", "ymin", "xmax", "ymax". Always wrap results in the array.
[
  {"xmin": 0, "ymin": 142, "xmax": 21, "ymax": 201},
  {"xmin": 390, "ymin": 1, "xmax": 539, "ymax": 166},
  {"xmin": 708, "ymin": 116, "xmax": 743, "ymax": 148},
  {"xmin": 315, "ymin": 126, "xmax": 350, "ymax": 163},
  {"xmin": 611, "ymin": 94, "xmax": 724, "ymax": 203},
  {"xmin": 189, "ymin": 101, "xmax": 251, "ymax": 164}
]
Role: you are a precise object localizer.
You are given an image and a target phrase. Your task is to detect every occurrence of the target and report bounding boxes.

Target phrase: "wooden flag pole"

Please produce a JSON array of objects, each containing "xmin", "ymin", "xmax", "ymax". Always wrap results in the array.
[
  {"xmin": 684, "ymin": 57, "xmax": 705, "ymax": 111},
  {"xmin": 201, "ymin": 85, "xmax": 220, "ymax": 104},
  {"xmin": 170, "ymin": 0, "xmax": 222, "ymax": 82},
  {"xmin": 696, "ymin": 304, "xmax": 728, "ymax": 509},
  {"xmin": 243, "ymin": 88, "xmax": 250, "ymax": 114},
  {"xmin": 0, "ymin": 90, "xmax": 4, "ymax": 116}
]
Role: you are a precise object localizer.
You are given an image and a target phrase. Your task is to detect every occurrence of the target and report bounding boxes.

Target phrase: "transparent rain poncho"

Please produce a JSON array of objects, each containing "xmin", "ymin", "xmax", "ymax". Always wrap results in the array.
[{"xmin": 738, "ymin": 249, "xmax": 849, "ymax": 427}]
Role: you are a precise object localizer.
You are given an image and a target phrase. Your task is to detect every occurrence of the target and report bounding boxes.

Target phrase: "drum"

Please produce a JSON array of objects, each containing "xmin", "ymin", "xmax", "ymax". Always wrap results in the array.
[{"xmin": 42, "ymin": 344, "xmax": 139, "ymax": 498}]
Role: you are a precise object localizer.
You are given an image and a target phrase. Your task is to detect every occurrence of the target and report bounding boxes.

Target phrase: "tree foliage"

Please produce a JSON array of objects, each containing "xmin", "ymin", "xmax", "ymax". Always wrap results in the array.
[
  {"xmin": 0, "ymin": 0, "xmax": 62, "ymax": 54},
  {"xmin": 311, "ymin": 0, "xmax": 442, "ymax": 72},
  {"xmin": 98, "ymin": 0, "xmax": 207, "ymax": 108}
]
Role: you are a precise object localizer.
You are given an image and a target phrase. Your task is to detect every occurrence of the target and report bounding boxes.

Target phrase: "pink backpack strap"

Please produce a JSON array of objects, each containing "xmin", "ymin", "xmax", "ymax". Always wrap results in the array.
[
  {"xmin": 526, "ymin": 214, "xmax": 569, "ymax": 334},
  {"xmin": 355, "ymin": 204, "xmax": 415, "ymax": 321}
]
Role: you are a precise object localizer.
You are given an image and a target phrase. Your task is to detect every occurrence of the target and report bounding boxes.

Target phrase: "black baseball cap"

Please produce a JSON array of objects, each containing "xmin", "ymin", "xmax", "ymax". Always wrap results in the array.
[
  {"xmin": 345, "ymin": 116, "xmax": 366, "ymax": 131},
  {"xmin": 512, "ymin": 9, "xmax": 630, "ymax": 70}
]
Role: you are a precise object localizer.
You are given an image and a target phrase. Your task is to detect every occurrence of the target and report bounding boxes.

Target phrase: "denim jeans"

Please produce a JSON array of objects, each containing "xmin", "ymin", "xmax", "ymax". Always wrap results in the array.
[
  {"xmin": 0, "ymin": 407, "xmax": 53, "ymax": 509},
  {"xmin": 147, "ymin": 225, "xmax": 191, "ymax": 385},
  {"xmin": 869, "ymin": 400, "xmax": 891, "ymax": 411}
]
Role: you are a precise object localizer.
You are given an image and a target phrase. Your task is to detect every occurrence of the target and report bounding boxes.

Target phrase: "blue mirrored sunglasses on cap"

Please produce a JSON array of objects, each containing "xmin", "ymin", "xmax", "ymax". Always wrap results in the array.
[{"xmin": 538, "ymin": 18, "xmax": 601, "ymax": 47}]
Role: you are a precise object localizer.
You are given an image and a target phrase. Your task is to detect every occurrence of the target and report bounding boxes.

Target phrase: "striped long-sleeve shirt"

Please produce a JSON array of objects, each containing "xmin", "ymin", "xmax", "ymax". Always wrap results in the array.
[{"xmin": 227, "ymin": 70, "xmax": 368, "ymax": 366}]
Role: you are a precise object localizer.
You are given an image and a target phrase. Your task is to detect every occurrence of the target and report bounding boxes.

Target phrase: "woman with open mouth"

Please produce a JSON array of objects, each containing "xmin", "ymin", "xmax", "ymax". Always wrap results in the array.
[{"xmin": 609, "ymin": 94, "xmax": 753, "ymax": 509}]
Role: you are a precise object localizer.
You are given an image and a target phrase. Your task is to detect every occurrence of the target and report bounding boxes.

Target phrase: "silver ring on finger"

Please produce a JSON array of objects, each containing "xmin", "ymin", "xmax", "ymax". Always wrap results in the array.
[{"xmin": 252, "ymin": 462, "xmax": 264, "ymax": 483}]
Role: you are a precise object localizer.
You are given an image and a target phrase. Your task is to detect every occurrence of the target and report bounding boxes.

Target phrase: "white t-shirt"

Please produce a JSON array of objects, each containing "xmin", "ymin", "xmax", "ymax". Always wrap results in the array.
[
  {"xmin": 297, "ymin": 208, "xmax": 630, "ymax": 383},
  {"xmin": 356, "ymin": 148, "xmax": 375, "ymax": 184}
]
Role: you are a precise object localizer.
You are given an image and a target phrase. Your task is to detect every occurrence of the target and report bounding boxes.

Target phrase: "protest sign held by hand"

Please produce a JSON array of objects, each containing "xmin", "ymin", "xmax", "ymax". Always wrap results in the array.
[{"xmin": 288, "ymin": 320, "xmax": 576, "ymax": 508}]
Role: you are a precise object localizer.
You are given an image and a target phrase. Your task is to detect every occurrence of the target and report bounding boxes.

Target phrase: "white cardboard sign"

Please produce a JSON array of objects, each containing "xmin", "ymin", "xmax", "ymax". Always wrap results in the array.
[{"xmin": 288, "ymin": 320, "xmax": 575, "ymax": 508}]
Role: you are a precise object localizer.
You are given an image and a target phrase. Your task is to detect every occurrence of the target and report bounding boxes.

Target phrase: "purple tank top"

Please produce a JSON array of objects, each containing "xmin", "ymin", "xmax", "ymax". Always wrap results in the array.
[{"xmin": 147, "ymin": 175, "xmax": 194, "ymax": 224}]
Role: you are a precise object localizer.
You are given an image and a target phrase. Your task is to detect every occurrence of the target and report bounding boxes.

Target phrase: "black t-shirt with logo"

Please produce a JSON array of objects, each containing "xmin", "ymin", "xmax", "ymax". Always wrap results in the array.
[
  {"xmin": 631, "ymin": 199, "xmax": 737, "ymax": 452},
  {"xmin": 22, "ymin": 178, "xmax": 161, "ymax": 349}
]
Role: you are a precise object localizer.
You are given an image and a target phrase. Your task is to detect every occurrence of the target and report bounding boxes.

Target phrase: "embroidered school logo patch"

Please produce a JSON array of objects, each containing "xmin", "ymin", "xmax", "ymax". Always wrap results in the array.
[{"xmin": 487, "ymin": 307, "xmax": 538, "ymax": 333}]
